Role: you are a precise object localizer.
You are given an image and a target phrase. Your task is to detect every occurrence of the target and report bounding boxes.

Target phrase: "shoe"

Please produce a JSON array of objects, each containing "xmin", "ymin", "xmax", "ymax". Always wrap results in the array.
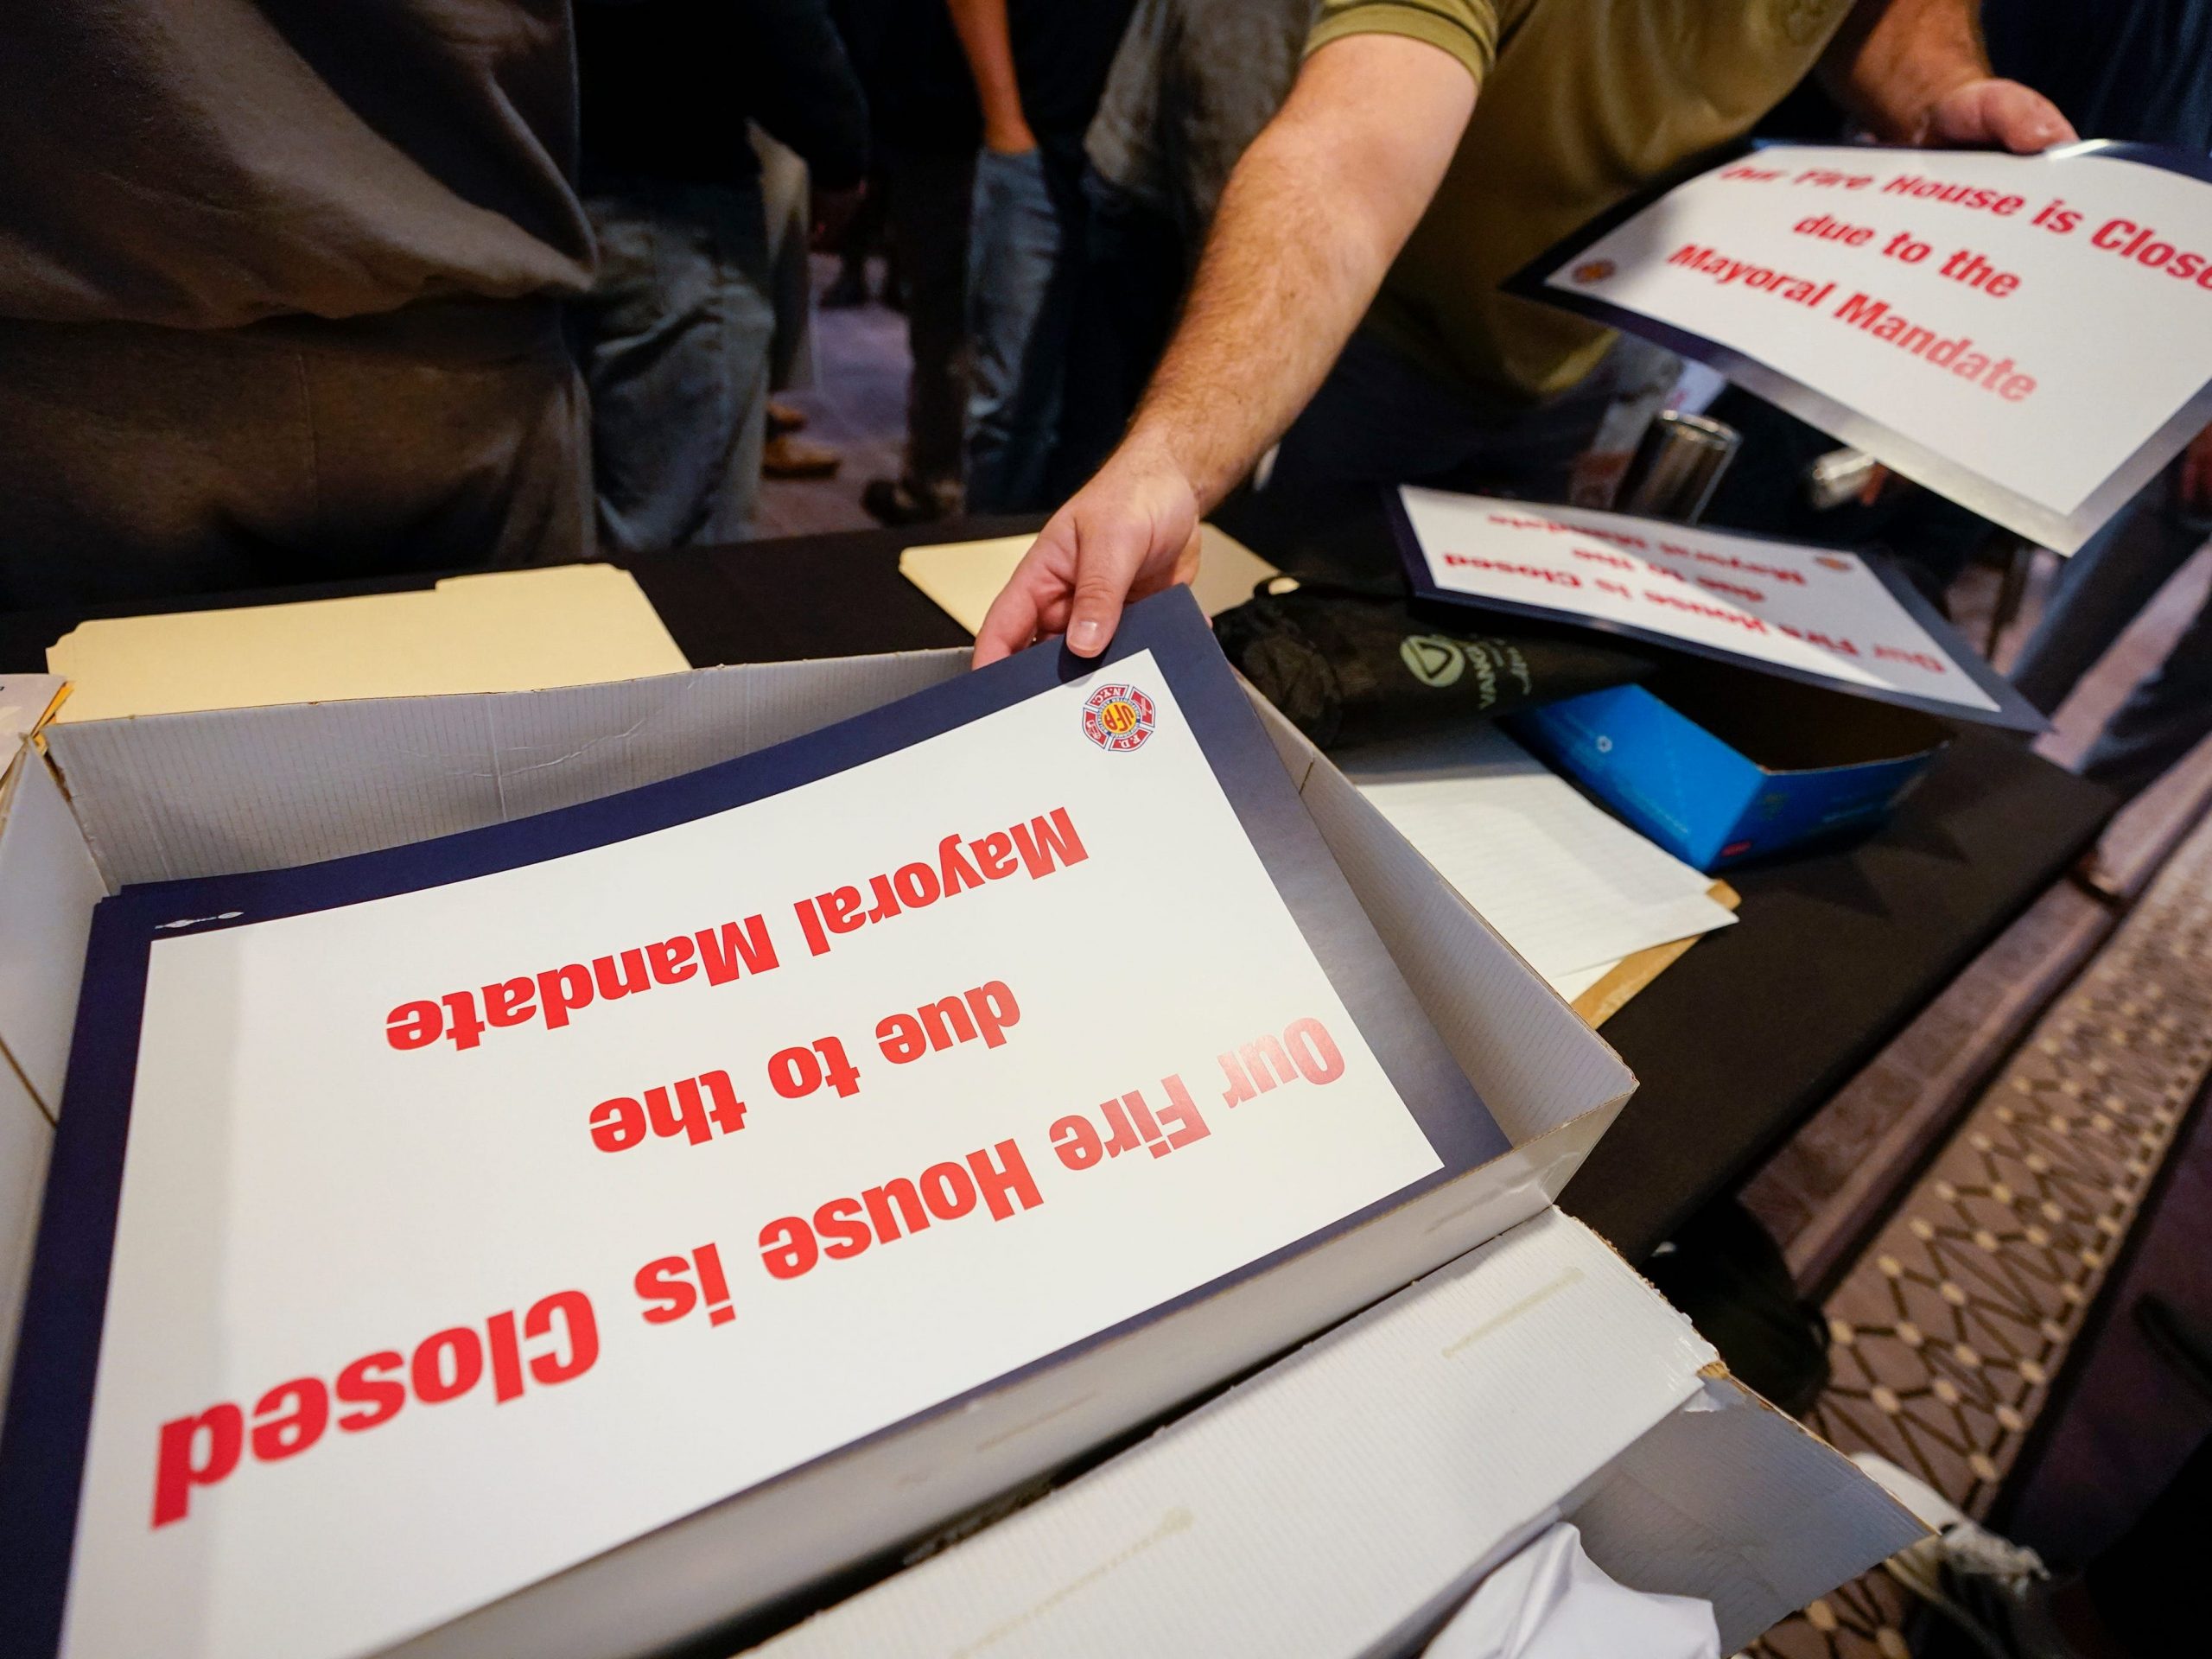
[
  {"xmin": 1851, "ymin": 1453, "xmax": 2083, "ymax": 1659},
  {"xmin": 861, "ymin": 475, "xmax": 959, "ymax": 526},
  {"xmin": 2135, "ymin": 1294, "xmax": 2212, "ymax": 1398},
  {"xmin": 766, "ymin": 401, "xmax": 809, "ymax": 439},
  {"xmin": 761, "ymin": 433, "xmax": 842, "ymax": 480}
]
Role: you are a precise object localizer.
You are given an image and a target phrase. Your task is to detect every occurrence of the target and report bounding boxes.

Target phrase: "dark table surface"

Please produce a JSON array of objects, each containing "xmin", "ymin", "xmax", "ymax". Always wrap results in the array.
[{"xmin": 2, "ymin": 500, "xmax": 2116, "ymax": 1260}]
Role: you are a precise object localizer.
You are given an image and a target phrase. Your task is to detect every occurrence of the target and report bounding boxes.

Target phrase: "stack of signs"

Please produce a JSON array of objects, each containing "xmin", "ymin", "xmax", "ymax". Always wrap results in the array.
[
  {"xmin": 1515, "ymin": 140, "xmax": 2212, "ymax": 553},
  {"xmin": 0, "ymin": 592, "xmax": 1509, "ymax": 1659},
  {"xmin": 1391, "ymin": 487, "xmax": 2037, "ymax": 730},
  {"xmin": 1390, "ymin": 490, "xmax": 2040, "ymax": 867}
]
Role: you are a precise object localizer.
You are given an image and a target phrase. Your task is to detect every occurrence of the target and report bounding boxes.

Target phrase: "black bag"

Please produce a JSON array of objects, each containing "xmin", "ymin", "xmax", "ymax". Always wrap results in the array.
[
  {"xmin": 1641, "ymin": 1197, "xmax": 1832, "ymax": 1417},
  {"xmin": 1212, "ymin": 583, "xmax": 1656, "ymax": 751}
]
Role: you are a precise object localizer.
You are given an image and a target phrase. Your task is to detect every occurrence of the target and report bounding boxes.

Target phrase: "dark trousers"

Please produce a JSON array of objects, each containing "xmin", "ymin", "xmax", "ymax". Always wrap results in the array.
[
  {"xmin": 1269, "ymin": 327, "xmax": 1634, "ymax": 502},
  {"xmin": 2085, "ymin": 1432, "xmax": 2212, "ymax": 1656},
  {"xmin": 0, "ymin": 302, "xmax": 590, "ymax": 610},
  {"xmin": 883, "ymin": 147, "xmax": 976, "ymax": 498},
  {"xmin": 1052, "ymin": 175, "xmax": 1188, "ymax": 498}
]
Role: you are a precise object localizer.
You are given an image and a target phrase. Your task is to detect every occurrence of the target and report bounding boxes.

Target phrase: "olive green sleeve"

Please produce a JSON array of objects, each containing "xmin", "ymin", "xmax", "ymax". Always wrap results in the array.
[{"xmin": 1304, "ymin": 0, "xmax": 1501, "ymax": 86}]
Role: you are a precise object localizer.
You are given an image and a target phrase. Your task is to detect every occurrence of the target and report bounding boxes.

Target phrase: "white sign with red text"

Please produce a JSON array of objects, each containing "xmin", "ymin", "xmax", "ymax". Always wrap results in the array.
[
  {"xmin": 1399, "ymin": 486, "xmax": 2005, "ymax": 717},
  {"xmin": 1529, "ymin": 142, "xmax": 2212, "ymax": 551},
  {"xmin": 58, "ymin": 652, "xmax": 1443, "ymax": 1659}
]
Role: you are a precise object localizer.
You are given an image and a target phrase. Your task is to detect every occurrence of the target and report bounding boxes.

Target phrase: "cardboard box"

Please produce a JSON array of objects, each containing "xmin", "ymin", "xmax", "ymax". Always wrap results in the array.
[
  {"xmin": 747, "ymin": 1208, "xmax": 1922, "ymax": 1659},
  {"xmin": 0, "ymin": 644, "xmax": 1915, "ymax": 1656},
  {"xmin": 1512, "ymin": 664, "xmax": 1951, "ymax": 871},
  {"xmin": 0, "ymin": 649, "xmax": 1652, "ymax": 1656}
]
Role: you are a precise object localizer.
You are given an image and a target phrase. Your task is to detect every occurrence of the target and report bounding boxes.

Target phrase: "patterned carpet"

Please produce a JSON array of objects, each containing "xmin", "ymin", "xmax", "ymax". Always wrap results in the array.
[{"xmin": 1752, "ymin": 805, "xmax": 2212, "ymax": 1658}]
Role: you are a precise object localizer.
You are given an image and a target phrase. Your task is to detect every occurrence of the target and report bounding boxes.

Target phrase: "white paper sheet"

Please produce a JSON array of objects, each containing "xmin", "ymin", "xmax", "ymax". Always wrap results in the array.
[
  {"xmin": 1546, "ymin": 963, "xmax": 1612, "ymax": 1003},
  {"xmin": 1344, "ymin": 727, "xmax": 1735, "ymax": 986},
  {"xmin": 1423, "ymin": 1522, "xmax": 1719, "ymax": 1659}
]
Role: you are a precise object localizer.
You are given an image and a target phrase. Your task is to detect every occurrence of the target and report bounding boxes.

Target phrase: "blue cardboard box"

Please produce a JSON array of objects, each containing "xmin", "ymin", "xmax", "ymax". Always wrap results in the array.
[{"xmin": 1510, "ymin": 665, "xmax": 1951, "ymax": 872}]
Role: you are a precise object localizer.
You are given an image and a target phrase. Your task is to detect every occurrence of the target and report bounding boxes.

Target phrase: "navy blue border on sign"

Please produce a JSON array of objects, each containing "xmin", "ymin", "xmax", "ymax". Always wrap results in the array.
[
  {"xmin": 1386, "ymin": 485, "xmax": 2050, "ymax": 733},
  {"xmin": 0, "ymin": 586, "xmax": 1505, "ymax": 1659},
  {"xmin": 1503, "ymin": 139, "xmax": 2212, "ymax": 556}
]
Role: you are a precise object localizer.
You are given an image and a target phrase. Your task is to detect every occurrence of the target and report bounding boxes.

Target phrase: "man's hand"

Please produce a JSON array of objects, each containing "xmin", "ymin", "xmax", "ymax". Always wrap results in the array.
[
  {"xmin": 973, "ymin": 437, "xmax": 1203, "ymax": 665},
  {"xmin": 967, "ymin": 32, "xmax": 1475, "ymax": 666},
  {"xmin": 2179, "ymin": 423, "xmax": 2212, "ymax": 515},
  {"xmin": 1924, "ymin": 77, "xmax": 2077, "ymax": 153},
  {"xmin": 1822, "ymin": 1, "xmax": 2076, "ymax": 151}
]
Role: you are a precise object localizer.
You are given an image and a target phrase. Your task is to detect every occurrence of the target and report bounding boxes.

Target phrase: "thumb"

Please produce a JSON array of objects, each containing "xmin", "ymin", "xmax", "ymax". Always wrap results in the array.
[{"xmin": 1063, "ymin": 513, "xmax": 1155, "ymax": 659}]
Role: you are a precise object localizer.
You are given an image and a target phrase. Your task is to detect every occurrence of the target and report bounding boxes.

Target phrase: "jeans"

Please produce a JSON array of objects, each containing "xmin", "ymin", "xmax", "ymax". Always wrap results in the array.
[
  {"xmin": 575, "ymin": 175, "xmax": 776, "ymax": 552},
  {"xmin": 1268, "ymin": 327, "xmax": 1644, "ymax": 503},
  {"xmin": 2009, "ymin": 461, "xmax": 2212, "ymax": 796},
  {"xmin": 965, "ymin": 145, "xmax": 1087, "ymax": 513},
  {"xmin": 2012, "ymin": 463, "xmax": 2209, "ymax": 710}
]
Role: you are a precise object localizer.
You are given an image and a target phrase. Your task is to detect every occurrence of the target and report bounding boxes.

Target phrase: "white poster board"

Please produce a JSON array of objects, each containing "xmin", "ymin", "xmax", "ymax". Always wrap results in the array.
[
  {"xmin": 3, "ymin": 598, "xmax": 1497, "ymax": 1659},
  {"xmin": 1516, "ymin": 141, "xmax": 2212, "ymax": 552},
  {"xmin": 1395, "ymin": 486, "xmax": 2042, "ymax": 728}
]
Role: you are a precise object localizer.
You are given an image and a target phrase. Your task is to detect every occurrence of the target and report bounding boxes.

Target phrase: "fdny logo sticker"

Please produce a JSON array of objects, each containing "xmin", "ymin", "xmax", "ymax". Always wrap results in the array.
[{"xmin": 1081, "ymin": 683, "xmax": 1157, "ymax": 753}]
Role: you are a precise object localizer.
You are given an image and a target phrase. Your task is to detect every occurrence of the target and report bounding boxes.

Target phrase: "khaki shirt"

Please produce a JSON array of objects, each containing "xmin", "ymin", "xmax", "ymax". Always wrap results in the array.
[{"xmin": 1306, "ymin": 0, "xmax": 1855, "ymax": 402}]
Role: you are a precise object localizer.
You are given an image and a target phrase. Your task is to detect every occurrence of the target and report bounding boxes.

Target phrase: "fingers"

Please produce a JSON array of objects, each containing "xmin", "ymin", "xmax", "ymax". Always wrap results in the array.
[
  {"xmin": 972, "ymin": 552, "xmax": 1049, "ymax": 668},
  {"xmin": 969, "ymin": 447, "xmax": 1203, "ymax": 668},
  {"xmin": 1983, "ymin": 82, "xmax": 2077, "ymax": 153},
  {"xmin": 1064, "ymin": 510, "xmax": 1154, "ymax": 658},
  {"xmin": 1927, "ymin": 80, "xmax": 2077, "ymax": 153}
]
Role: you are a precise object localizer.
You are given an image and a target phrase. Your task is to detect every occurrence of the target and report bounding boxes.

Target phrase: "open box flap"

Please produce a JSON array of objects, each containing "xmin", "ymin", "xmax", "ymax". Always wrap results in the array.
[
  {"xmin": 43, "ymin": 653, "xmax": 969, "ymax": 886},
  {"xmin": 747, "ymin": 1210, "xmax": 1715, "ymax": 1659},
  {"xmin": 1570, "ymin": 1373, "xmax": 1925, "ymax": 1651},
  {"xmin": 744, "ymin": 1208, "xmax": 1916, "ymax": 1659}
]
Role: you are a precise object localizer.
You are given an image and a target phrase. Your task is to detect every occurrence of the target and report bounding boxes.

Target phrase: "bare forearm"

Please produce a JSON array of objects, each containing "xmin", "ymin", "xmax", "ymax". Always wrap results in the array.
[
  {"xmin": 1123, "ymin": 35, "xmax": 1475, "ymax": 510},
  {"xmin": 945, "ymin": 0, "xmax": 1031, "ymax": 149},
  {"xmin": 1820, "ymin": 0, "xmax": 1990, "ymax": 141},
  {"xmin": 1126, "ymin": 130, "xmax": 1394, "ymax": 507}
]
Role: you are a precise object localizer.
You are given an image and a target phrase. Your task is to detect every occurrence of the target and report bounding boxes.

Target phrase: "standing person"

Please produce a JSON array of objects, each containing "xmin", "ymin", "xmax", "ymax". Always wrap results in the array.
[
  {"xmin": 971, "ymin": 0, "xmax": 2076, "ymax": 667},
  {"xmin": 572, "ymin": 0, "xmax": 867, "ymax": 553},
  {"xmin": 0, "ymin": 3, "xmax": 598, "ymax": 610},
  {"xmin": 836, "ymin": 0, "xmax": 986, "ymax": 527},
  {"xmin": 1991, "ymin": 0, "xmax": 2212, "ymax": 796},
  {"xmin": 1053, "ymin": 0, "xmax": 1313, "ymax": 490},
  {"xmin": 948, "ymin": 0, "xmax": 1141, "ymax": 514}
]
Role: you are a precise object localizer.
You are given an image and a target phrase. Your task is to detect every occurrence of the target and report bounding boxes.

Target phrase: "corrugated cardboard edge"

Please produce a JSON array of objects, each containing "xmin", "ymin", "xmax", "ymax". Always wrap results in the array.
[
  {"xmin": 0, "ymin": 735, "xmax": 105, "ymax": 1434},
  {"xmin": 0, "ymin": 742, "xmax": 108, "ymax": 1116}
]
